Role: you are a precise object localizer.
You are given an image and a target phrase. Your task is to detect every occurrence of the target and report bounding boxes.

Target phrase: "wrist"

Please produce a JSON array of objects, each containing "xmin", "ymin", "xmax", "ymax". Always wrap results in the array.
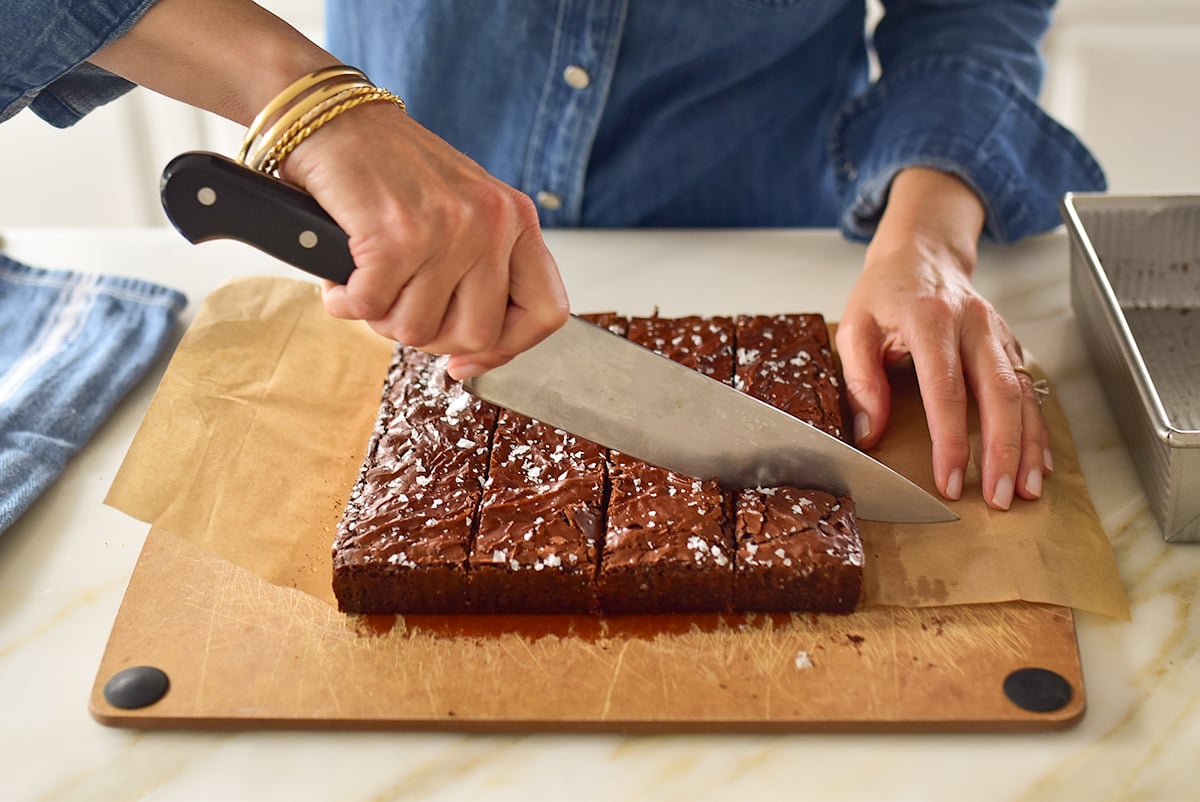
[{"xmin": 874, "ymin": 167, "xmax": 985, "ymax": 275}]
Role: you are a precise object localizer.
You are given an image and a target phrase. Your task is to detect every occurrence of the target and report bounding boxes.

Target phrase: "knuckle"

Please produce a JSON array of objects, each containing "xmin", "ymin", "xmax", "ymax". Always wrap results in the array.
[
  {"xmin": 475, "ymin": 181, "xmax": 514, "ymax": 218},
  {"xmin": 541, "ymin": 300, "xmax": 570, "ymax": 332},
  {"xmin": 390, "ymin": 318, "xmax": 439, "ymax": 348},
  {"xmin": 911, "ymin": 294, "xmax": 956, "ymax": 320},
  {"xmin": 924, "ymin": 368, "xmax": 967, "ymax": 407},
  {"xmin": 508, "ymin": 189, "xmax": 542, "ymax": 226},
  {"xmin": 440, "ymin": 181, "xmax": 511, "ymax": 234},
  {"xmin": 457, "ymin": 324, "xmax": 499, "ymax": 354},
  {"xmin": 991, "ymin": 373, "xmax": 1024, "ymax": 406},
  {"xmin": 343, "ymin": 291, "xmax": 393, "ymax": 321},
  {"xmin": 988, "ymin": 439, "xmax": 1023, "ymax": 470},
  {"xmin": 842, "ymin": 373, "xmax": 887, "ymax": 404},
  {"xmin": 933, "ymin": 432, "xmax": 972, "ymax": 460}
]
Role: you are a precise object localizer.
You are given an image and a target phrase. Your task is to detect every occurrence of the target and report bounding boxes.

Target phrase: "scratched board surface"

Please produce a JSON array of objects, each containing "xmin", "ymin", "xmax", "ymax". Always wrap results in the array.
[{"xmin": 90, "ymin": 528, "xmax": 1083, "ymax": 731}]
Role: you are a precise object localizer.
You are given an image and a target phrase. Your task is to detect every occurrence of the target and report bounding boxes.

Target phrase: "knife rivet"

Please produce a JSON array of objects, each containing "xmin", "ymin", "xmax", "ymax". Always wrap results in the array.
[
  {"xmin": 298, "ymin": 230, "xmax": 319, "ymax": 249},
  {"xmin": 196, "ymin": 187, "xmax": 217, "ymax": 206}
]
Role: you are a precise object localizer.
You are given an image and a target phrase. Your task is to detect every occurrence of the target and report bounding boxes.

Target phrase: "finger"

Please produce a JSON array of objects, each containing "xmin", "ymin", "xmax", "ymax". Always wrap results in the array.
[
  {"xmin": 421, "ymin": 255, "xmax": 509, "ymax": 356},
  {"xmin": 962, "ymin": 328, "xmax": 1023, "ymax": 510},
  {"xmin": 371, "ymin": 258, "xmax": 463, "ymax": 349},
  {"xmin": 447, "ymin": 220, "xmax": 568, "ymax": 379},
  {"xmin": 833, "ymin": 318, "xmax": 892, "ymax": 451},
  {"xmin": 321, "ymin": 246, "xmax": 424, "ymax": 323},
  {"xmin": 1013, "ymin": 365, "xmax": 1053, "ymax": 501},
  {"xmin": 907, "ymin": 318, "xmax": 971, "ymax": 502}
]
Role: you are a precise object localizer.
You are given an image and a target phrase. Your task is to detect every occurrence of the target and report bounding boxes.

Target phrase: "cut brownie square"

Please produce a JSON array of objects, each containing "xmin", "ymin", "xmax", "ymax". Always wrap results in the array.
[
  {"xmin": 732, "ymin": 314, "xmax": 863, "ymax": 612},
  {"xmin": 332, "ymin": 347, "xmax": 497, "ymax": 613},
  {"xmin": 735, "ymin": 488, "xmax": 862, "ymax": 613},
  {"xmin": 467, "ymin": 314, "xmax": 625, "ymax": 614},
  {"xmin": 599, "ymin": 315, "xmax": 737, "ymax": 615},
  {"xmin": 734, "ymin": 313, "xmax": 843, "ymax": 439},
  {"xmin": 469, "ymin": 409, "xmax": 608, "ymax": 614}
]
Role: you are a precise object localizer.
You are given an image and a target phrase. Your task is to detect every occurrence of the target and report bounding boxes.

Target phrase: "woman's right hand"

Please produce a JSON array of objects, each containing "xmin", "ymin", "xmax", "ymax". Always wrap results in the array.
[{"xmin": 281, "ymin": 101, "xmax": 569, "ymax": 380}]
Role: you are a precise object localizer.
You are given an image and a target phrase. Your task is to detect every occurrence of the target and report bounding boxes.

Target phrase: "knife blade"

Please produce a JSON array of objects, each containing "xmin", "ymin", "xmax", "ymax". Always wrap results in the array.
[{"xmin": 160, "ymin": 151, "xmax": 957, "ymax": 523}]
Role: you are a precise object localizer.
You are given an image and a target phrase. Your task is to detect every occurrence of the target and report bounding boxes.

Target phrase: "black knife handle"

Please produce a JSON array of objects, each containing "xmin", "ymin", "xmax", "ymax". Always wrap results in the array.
[{"xmin": 160, "ymin": 151, "xmax": 355, "ymax": 285}]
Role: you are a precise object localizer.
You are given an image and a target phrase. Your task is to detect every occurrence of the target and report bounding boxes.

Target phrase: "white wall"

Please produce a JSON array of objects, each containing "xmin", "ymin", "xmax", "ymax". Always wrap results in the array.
[
  {"xmin": 1042, "ymin": 0, "xmax": 1200, "ymax": 194},
  {"xmin": 0, "ymin": 1, "xmax": 323, "ymax": 227},
  {"xmin": 1, "ymin": 0, "xmax": 1197, "ymax": 228}
]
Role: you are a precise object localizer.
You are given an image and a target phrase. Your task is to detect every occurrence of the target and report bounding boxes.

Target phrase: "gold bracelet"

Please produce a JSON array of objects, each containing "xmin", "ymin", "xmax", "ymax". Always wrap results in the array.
[
  {"xmin": 244, "ymin": 78, "xmax": 376, "ymax": 169},
  {"xmin": 237, "ymin": 64, "xmax": 368, "ymax": 163},
  {"xmin": 251, "ymin": 85, "xmax": 386, "ymax": 172},
  {"xmin": 257, "ymin": 88, "xmax": 406, "ymax": 175}
]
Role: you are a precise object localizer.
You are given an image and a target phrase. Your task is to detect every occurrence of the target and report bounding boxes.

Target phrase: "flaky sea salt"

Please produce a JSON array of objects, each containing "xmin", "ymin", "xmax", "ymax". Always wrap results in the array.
[{"xmin": 387, "ymin": 551, "xmax": 416, "ymax": 568}]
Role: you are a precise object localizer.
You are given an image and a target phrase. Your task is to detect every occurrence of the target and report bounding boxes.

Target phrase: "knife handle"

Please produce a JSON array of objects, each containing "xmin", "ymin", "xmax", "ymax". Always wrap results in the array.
[{"xmin": 160, "ymin": 151, "xmax": 355, "ymax": 285}]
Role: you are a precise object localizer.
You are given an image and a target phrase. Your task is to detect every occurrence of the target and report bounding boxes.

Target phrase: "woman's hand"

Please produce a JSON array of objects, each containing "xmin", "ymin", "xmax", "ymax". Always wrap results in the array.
[
  {"xmin": 835, "ymin": 168, "xmax": 1051, "ymax": 510},
  {"xmin": 281, "ymin": 101, "xmax": 568, "ymax": 380},
  {"xmin": 90, "ymin": 0, "xmax": 569, "ymax": 380}
]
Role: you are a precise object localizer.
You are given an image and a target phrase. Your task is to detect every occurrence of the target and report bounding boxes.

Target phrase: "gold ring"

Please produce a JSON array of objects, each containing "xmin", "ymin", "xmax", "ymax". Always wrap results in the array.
[{"xmin": 1013, "ymin": 364, "xmax": 1051, "ymax": 405}]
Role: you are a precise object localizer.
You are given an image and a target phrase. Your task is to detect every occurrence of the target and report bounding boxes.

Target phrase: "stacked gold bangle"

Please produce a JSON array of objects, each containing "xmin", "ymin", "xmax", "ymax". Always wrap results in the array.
[{"xmin": 237, "ymin": 65, "xmax": 406, "ymax": 175}]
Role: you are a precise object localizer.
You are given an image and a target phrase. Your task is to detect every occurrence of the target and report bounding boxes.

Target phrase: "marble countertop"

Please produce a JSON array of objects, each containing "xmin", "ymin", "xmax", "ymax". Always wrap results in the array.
[{"xmin": 1, "ymin": 227, "xmax": 1195, "ymax": 802}]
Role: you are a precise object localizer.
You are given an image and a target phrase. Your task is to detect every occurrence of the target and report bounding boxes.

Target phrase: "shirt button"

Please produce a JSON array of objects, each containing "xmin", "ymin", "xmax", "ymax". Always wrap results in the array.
[
  {"xmin": 562, "ymin": 65, "xmax": 591, "ymax": 90},
  {"xmin": 536, "ymin": 190, "xmax": 563, "ymax": 211}
]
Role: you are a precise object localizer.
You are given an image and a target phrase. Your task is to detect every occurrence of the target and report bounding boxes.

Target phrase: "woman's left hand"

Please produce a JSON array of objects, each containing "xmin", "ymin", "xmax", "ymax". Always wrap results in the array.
[{"xmin": 834, "ymin": 168, "xmax": 1052, "ymax": 510}]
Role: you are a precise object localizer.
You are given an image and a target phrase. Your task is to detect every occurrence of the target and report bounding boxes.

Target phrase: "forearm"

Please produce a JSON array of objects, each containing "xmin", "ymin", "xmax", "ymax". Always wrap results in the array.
[{"xmin": 87, "ymin": 0, "xmax": 337, "ymax": 125}]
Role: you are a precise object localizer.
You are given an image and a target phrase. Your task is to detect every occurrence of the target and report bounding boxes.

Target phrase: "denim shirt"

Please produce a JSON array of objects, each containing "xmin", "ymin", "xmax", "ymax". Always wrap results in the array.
[
  {"xmin": 0, "ymin": 0, "xmax": 157, "ymax": 126},
  {"xmin": 2, "ymin": 0, "xmax": 1106, "ymax": 243}
]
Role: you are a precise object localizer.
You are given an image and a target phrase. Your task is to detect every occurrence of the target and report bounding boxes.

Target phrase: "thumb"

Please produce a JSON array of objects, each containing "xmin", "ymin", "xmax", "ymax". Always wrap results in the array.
[{"xmin": 835, "ymin": 320, "xmax": 892, "ymax": 450}]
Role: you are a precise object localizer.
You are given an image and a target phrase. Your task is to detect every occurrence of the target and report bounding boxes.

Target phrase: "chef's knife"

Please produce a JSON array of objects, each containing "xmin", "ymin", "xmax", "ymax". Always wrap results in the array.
[{"xmin": 160, "ymin": 151, "xmax": 958, "ymax": 523}]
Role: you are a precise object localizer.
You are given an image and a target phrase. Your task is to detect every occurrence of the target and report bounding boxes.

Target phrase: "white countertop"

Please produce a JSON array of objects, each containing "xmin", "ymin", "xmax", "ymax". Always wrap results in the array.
[{"xmin": 1, "ymin": 227, "xmax": 1196, "ymax": 802}]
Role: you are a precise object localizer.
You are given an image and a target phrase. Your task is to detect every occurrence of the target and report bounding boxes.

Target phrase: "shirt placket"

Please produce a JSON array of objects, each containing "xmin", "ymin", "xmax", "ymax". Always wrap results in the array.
[{"xmin": 521, "ymin": 0, "xmax": 628, "ymax": 227}]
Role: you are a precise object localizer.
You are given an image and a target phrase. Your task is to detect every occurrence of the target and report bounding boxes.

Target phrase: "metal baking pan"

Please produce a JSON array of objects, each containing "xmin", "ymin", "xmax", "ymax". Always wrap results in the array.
[{"xmin": 1061, "ymin": 193, "xmax": 1200, "ymax": 542}]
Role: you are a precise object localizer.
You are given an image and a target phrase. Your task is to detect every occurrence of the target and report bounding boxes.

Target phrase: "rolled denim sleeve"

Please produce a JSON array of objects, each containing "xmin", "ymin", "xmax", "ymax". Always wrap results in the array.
[
  {"xmin": 828, "ymin": 0, "xmax": 1106, "ymax": 244},
  {"xmin": 0, "ymin": 0, "xmax": 159, "ymax": 128}
]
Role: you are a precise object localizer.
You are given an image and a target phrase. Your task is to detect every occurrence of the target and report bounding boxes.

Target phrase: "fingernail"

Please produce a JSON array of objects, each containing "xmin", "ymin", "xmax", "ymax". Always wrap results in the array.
[
  {"xmin": 992, "ymin": 474, "xmax": 1015, "ymax": 510},
  {"xmin": 1043, "ymin": 447, "xmax": 1055, "ymax": 473},
  {"xmin": 945, "ymin": 467, "xmax": 963, "ymax": 501},
  {"xmin": 853, "ymin": 412, "xmax": 870, "ymax": 444},
  {"xmin": 448, "ymin": 362, "xmax": 487, "ymax": 381},
  {"xmin": 1024, "ymin": 467, "xmax": 1043, "ymax": 499}
]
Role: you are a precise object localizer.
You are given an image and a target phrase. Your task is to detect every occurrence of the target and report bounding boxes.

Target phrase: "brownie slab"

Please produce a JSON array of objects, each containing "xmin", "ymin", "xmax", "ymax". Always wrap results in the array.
[
  {"xmin": 334, "ymin": 312, "xmax": 863, "ymax": 616},
  {"xmin": 333, "ymin": 348, "xmax": 496, "ymax": 613}
]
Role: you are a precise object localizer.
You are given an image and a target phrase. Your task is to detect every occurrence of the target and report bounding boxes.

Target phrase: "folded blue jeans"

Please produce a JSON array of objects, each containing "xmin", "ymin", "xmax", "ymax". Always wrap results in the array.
[{"xmin": 0, "ymin": 254, "xmax": 186, "ymax": 533}]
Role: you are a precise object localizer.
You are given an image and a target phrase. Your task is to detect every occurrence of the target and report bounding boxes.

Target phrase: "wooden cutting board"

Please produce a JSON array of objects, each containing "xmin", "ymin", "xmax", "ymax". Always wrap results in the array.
[{"xmin": 90, "ymin": 526, "xmax": 1084, "ymax": 732}]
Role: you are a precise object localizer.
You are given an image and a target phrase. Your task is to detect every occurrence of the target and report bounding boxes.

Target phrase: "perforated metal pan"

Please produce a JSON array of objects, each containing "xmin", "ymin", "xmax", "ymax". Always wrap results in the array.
[{"xmin": 1062, "ymin": 193, "xmax": 1200, "ymax": 541}]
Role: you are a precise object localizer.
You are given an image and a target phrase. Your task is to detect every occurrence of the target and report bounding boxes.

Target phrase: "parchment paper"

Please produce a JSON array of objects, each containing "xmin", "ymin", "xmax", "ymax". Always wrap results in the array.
[{"xmin": 106, "ymin": 277, "xmax": 1130, "ymax": 619}]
